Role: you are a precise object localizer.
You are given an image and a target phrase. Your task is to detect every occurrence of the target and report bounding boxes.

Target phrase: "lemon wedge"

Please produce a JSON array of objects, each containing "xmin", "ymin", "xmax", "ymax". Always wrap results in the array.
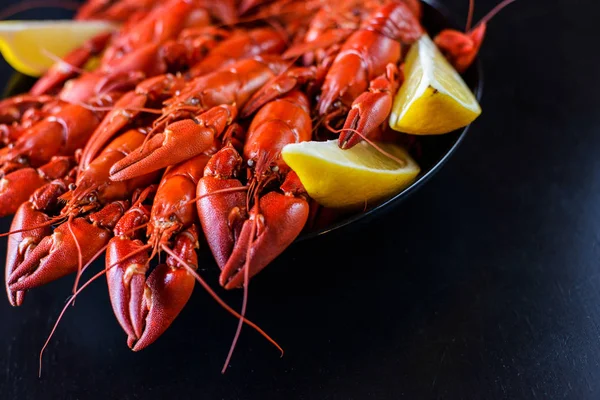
[
  {"xmin": 389, "ymin": 33, "xmax": 481, "ymax": 135},
  {"xmin": 281, "ymin": 140, "xmax": 420, "ymax": 209},
  {"xmin": 0, "ymin": 20, "xmax": 117, "ymax": 77}
]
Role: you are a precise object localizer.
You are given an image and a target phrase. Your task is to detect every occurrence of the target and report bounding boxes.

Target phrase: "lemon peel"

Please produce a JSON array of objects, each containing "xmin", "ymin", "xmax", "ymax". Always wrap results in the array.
[
  {"xmin": 0, "ymin": 20, "xmax": 117, "ymax": 77},
  {"xmin": 282, "ymin": 140, "xmax": 420, "ymax": 209},
  {"xmin": 390, "ymin": 33, "xmax": 481, "ymax": 135}
]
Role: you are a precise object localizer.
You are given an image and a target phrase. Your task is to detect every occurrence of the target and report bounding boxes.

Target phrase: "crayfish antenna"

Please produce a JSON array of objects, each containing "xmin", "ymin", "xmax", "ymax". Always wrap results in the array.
[
  {"xmin": 40, "ymin": 244, "xmax": 154, "ymax": 377},
  {"xmin": 475, "ymin": 0, "xmax": 517, "ymax": 29},
  {"xmin": 39, "ymin": 49, "xmax": 87, "ymax": 74},
  {"xmin": 39, "ymin": 268, "xmax": 106, "ymax": 378},
  {"xmin": 222, "ymin": 217, "xmax": 257, "ymax": 373},
  {"xmin": 466, "ymin": 0, "xmax": 475, "ymax": 31},
  {"xmin": 184, "ymin": 186, "xmax": 249, "ymax": 207},
  {"xmin": 70, "ymin": 242, "xmax": 110, "ymax": 298},
  {"xmin": 69, "ymin": 223, "xmax": 149, "ymax": 298},
  {"xmin": 0, "ymin": 217, "xmax": 63, "ymax": 237},
  {"xmin": 66, "ymin": 100, "xmax": 163, "ymax": 115},
  {"xmin": 160, "ymin": 245, "xmax": 284, "ymax": 367},
  {"xmin": 333, "ymin": 127, "xmax": 408, "ymax": 168},
  {"xmin": 67, "ymin": 215, "xmax": 84, "ymax": 301}
]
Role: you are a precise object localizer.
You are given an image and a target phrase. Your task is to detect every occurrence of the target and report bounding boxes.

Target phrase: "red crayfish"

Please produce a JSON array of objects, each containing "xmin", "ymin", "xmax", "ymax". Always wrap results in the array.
[{"xmin": 0, "ymin": 0, "xmax": 515, "ymax": 373}]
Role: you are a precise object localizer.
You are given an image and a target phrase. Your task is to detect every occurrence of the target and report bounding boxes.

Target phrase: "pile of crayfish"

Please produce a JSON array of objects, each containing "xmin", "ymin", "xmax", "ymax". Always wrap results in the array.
[{"xmin": 0, "ymin": 0, "xmax": 499, "ymax": 371}]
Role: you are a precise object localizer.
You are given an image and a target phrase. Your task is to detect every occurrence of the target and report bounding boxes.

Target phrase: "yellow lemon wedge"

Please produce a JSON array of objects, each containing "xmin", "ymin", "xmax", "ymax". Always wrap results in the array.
[
  {"xmin": 0, "ymin": 20, "xmax": 117, "ymax": 77},
  {"xmin": 389, "ymin": 33, "xmax": 481, "ymax": 135},
  {"xmin": 281, "ymin": 140, "xmax": 421, "ymax": 209}
]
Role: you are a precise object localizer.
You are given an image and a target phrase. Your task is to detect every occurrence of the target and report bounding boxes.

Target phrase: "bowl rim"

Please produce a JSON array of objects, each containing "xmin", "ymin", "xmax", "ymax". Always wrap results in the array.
[{"xmin": 295, "ymin": 0, "xmax": 484, "ymax": 242}]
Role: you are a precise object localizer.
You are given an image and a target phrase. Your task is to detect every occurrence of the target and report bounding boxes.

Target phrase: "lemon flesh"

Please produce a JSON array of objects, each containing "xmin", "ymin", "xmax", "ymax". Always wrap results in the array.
[
  {"xmin": 389, "ymin": 33, "xmax": 481, "ymax": 135},
  {"xmin": 282, "ymin": 140, "xmax": 420, "ymax": 209},
  {"xmin": 0, "ymin": 21, "xmax": 117, "ymax": 77}
]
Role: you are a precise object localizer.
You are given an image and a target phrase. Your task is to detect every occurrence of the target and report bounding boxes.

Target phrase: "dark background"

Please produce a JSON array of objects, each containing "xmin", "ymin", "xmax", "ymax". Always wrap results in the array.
[{"xmin": 1, "ymin": 0, "xmax": 599, "ymax": 399}]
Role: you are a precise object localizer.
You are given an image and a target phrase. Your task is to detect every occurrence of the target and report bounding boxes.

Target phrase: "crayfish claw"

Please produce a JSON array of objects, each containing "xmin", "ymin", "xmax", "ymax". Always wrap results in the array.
[
  {"xmin": 131, "ymin": 263, "xmax": 196, "ymax": 351},
  {"xmin": 110, "ymin": 105, "xmax": 235, "ymax": 181},
  {"xmin": 220, "ymin": 191, "xmax": 309, "ymax": 290},
  {"xmin": 8, "ymin": 202, "xmax": 125, "ymax": 292},
  {"xmin": 106, "ymin": 235, "xmax": 150, "ymax": 347},
  {"xmin": 107, "ymin": 222, "xmax": 198, "ymax": 351},
  {"xmin": 338, "ymin": 64, "xmax": 400, "ymax": 149},
  {"xmin": 338, "ymin": 91, "xmax": 392, "ymax": 149},
  {"xmin": 8, "ymin": 237, "xmax": 55, "ymax": 291}
]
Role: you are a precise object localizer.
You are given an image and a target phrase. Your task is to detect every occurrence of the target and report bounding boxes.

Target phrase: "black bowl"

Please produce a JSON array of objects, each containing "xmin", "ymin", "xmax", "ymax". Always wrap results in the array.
[{"xmin": 1, "ymin": 0, "xmax": 482, "ymax": 242}]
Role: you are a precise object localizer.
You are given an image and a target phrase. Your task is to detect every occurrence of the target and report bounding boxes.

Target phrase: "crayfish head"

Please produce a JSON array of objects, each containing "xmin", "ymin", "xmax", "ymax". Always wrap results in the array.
[
  {"xmin": 59, "ymin": 188, "xmax": 102, "ymax": 217},
  {"xmin": 147, "ymin": 219, "xmax": 183, "ymax": 258}
]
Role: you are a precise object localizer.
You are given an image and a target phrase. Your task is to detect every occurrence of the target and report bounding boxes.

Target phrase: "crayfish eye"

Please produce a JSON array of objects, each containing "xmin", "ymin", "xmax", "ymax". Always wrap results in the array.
[
  {"xmin": 68, "ymin": 183, "xmax": 76, "ymax": 191},
  {"xmin": 271, "ymin": 165, "xmax": 279, "ymax": 172},
  {"xmin": 88, "ymin": 194, "xmax": 97, "ymax": 203},
  {"xmin": 187, "ymin": 97, "xmax": 200, "ymax": 106},
  {"xmin": 247, "ymin": 159, "xmax": 255, "ymax": 167},
  {"xmin": 169, "ymin": 215, "xmax": 177, "ymax": 222},
  {"xmin": 15, "ymin": 155, "xmax": 27, "ymax": 164}
]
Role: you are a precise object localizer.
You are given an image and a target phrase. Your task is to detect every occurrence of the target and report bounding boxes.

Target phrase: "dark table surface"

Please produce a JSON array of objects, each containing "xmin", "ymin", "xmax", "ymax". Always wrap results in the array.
[{"xmin": 1, "ymin": 0, "xmax": 599, "ymax": 399}]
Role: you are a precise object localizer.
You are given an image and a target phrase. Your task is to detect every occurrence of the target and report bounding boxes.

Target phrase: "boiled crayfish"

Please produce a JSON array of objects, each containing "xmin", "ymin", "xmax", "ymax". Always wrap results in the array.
[{"xmin": 0, "ymin": 0, "xmax": 514, "ymax": 373}]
